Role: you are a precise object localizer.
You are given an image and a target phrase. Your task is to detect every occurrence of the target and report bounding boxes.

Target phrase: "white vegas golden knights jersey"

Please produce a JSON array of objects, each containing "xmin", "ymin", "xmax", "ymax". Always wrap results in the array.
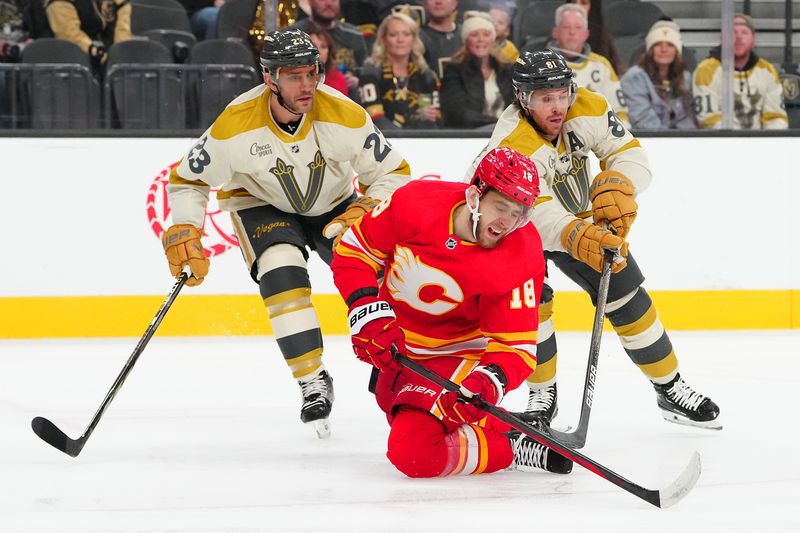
[
  {"xmin": 468, "ymin": 87, "xmax": 651, "ymax": 253},
  {"xmin": 167, "ymin": 83, "xmax": 411, "ymax": 228},
  {"xmin": 692, "ymin": 55, "xmax": 789, "ymax": 130},
  {"xmin": 568, "ymin": 51, "xmax": 630, "ymax": 127}
]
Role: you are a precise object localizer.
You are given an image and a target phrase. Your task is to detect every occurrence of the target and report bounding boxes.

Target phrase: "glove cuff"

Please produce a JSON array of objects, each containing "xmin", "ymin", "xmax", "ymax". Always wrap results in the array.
[
  {"xmin": 590, "ymin": 170, "xmax": 634, "ymax": 199},
  {"xmin": 348, "ymin": 298, "xmax": 395, "ymax": 335},
  {"xmin": 471, "ymin": 364, "xmax": 507, "ymax": 404}
]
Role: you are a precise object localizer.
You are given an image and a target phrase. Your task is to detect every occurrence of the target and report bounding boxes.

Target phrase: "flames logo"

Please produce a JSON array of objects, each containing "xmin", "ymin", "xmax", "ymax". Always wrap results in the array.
[
  {"xmin": 386, "ymin": 246, "xmax": 463, "ymax": 315},
  {"xmin": 146, "ymin": 162, "xmax": 239, "ymax": 257}
]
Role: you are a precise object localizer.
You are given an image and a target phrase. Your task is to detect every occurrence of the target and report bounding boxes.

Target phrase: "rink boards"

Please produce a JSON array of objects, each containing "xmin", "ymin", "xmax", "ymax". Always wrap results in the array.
[{"xmin": 1, "ymin": 136, "xmax": 797, "ymax": 337}]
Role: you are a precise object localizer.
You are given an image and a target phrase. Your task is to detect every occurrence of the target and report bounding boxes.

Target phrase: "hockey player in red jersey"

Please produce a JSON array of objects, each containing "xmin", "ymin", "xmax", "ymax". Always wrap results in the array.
[{"xmin": 331, "ymin": 147, "xmax": 573, "ymax": 477}]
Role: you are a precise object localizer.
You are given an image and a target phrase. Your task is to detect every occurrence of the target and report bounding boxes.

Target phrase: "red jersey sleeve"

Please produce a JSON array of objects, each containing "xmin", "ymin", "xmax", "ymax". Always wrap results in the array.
[{"xmin": 331, "ymin": 189, "xmax": 406, "ymax": 305}]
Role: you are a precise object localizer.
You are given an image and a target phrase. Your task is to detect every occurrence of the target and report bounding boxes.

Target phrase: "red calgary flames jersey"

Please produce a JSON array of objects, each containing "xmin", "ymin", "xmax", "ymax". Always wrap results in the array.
[{"xmin": 332, "ymin": 180, "xmax": 546, "ymax": 390}]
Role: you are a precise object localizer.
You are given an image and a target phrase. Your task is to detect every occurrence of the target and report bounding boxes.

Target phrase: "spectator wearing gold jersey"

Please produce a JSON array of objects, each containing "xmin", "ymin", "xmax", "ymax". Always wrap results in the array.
[
  {"xmin": 44, "ymin": 0, "xmax": 131, "ymax": 65},
  {"xmin": 439, "ymin": 11, "xmax": 514, "ymax": 129},
  {"xmin": 620, "ymin": 20, "xmax": 696, "ymax": 130},
  {"xmin": 692, "ymin": 13, "xmax": 788, "ymax": 129},
  {"xmin": 357, "ymin": 12, "xmax": 440, "ymax": 129}
]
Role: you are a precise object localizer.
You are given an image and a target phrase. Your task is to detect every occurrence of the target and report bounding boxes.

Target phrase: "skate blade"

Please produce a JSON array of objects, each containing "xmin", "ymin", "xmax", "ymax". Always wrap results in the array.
[
  {"xmin": 661, "ymin": 411, "xmax": 723, "ymax": 430},
  {"xmin": 308, "ymin": 418, "xmax": 331, "ymax": 439}
]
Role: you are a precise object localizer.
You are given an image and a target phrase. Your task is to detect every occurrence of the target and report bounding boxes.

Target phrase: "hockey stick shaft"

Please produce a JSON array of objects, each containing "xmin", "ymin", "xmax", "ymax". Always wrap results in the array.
[
  {"xmin": 31, "ymin": 271, "xmax": 189, "ymax": 457},
  {"xmin": 392, "ymin": 347, "xmax": 700, "ymax": 508},
  {"xmin": 548, "ymin": 250, "xmax": 614, "ymax": 448}
]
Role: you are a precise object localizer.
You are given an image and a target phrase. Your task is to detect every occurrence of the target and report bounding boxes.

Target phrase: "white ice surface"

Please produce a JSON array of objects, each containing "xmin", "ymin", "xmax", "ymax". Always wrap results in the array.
[{"xmin": 1, "ymin": 331, "xmax": 798, "ymax": 532}]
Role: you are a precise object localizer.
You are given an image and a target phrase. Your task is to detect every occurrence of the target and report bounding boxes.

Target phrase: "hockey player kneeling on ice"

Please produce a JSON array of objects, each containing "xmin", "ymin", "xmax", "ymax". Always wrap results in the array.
[
  {"xmin": 471, "ymin": 49, "xmax": 721, "ymax": 430},
  {"xmin": 331, "ymin": 147, "xmax": 572, "ymax": 477},
  {"xmin": 162, "ymin": 28, "xmax": 411, "ymax": 439}
]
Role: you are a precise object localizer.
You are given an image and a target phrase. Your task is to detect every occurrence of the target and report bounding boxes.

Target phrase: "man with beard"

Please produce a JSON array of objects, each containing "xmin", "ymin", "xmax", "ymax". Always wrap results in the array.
[
  {"xmin": 162, "ymin": 29, "xmax": 410, "ymax": 439},
  {"xmin": 331, "ymin": 146, "xmax": 574, "ymax": 478},
  {"xmin": 693, "ymin": 13, "xmax": 787, "ymax": 129},
  {"xmin": 472, "ymin": 49, "xmax": 721, "ymax": 431}
]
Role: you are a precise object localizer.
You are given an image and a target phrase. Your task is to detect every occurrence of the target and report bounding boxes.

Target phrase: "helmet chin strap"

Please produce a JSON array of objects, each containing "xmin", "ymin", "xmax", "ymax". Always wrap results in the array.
[{"xmin": 465, "ymin": 188, "xmax": 482, "ymax": 240}]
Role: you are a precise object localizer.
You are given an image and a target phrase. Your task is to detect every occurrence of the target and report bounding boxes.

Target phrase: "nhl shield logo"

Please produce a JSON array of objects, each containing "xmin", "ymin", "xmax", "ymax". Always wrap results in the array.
[{"xmin": 445, "ymin": 237, "xmax": 458, "ymax": 250}]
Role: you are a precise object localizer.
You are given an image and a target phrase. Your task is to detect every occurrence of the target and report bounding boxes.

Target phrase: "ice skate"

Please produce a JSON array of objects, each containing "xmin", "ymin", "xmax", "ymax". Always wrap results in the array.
[
  {"xmin": 653, "ymin": 373, "xmax": 721, "ymax": 430},
  {"xmin": 522, "ymin": 382, "xmax": 558, "ymax": 428},
  {"xmin": 507, "ymin": 430, "xmax": 573, "ymax": 474},
  {"xmin": 298, "ymin": 369, "xmax": 335, "ymax": 439}
]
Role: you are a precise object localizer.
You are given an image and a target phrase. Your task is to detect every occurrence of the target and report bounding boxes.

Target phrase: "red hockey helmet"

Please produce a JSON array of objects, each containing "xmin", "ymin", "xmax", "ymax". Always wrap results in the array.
[{"xmin": 472, "ymin": 146, "xmax": 540, "ymax": 207}]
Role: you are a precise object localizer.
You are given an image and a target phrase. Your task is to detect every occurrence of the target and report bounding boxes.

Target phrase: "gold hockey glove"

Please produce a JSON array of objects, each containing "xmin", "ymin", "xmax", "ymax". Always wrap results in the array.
[
  {"xmin": 323, "ymin": 196, "xmax": 382, "ymax": 248},
  {"xmin": 589, "ymin": 170, "xmax": 637, "ymax": 239},
  {"xmin": 562, "ymin": 220, "xmax": 628, "ymax": 273},
  {"xmin": 162, "ymin": 224, "xmax": 209, "ymax": 286}
]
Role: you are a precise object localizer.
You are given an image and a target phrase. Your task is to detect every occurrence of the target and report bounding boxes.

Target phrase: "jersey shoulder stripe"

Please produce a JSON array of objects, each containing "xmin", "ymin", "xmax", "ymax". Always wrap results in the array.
[
  {"xmin": 311, "ymin": 86, "xmax": 368, "ymax": 129},
  {"xmin": 498, "ymin": 111, "xmax": 548, "ymax": 156},
  {"xmin": 210, "ymin": 85, "xmax": 270, "ymax": 140},
  {"xmin": 694, "ymin": 58, "xmax": 721, "ymax": 86},
  {"xmin": 567, "ymin": 87, "xmax": 608, "ymax": 119},
  {"xmin": 588, "ymin": 51, "xmax": 617, "ymax": 79}
]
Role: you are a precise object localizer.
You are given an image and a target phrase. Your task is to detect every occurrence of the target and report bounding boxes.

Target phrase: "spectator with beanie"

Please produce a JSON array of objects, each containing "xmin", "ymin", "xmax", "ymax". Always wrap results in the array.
[
  {"xmin": 44, "ymin": 0, "xmax": 131, "ymax": 65},
  {"xmin": 440, "ymin": 10, "xmax": 513, "ymax": 129},
  {"xmin": 692, "ymin": 13, "xmax": 787, "ymax": 129},
  {"xmin": 620, "ymin": 20, "xmax": 696, "ymax": 130},
  {"xmin": 419, "ymin": 0, "xmax": 461, "ymax": 77}
]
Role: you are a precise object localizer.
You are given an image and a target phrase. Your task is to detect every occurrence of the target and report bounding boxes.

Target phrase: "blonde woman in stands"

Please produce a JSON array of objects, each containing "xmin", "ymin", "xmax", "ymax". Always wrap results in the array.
[
  {"xmin": 620, "ymin": 19, "xmax": 696, "ymax": 130},
  {"xmin": 358, "ymin": 12, "xmax": 440, "ymax": 129}
]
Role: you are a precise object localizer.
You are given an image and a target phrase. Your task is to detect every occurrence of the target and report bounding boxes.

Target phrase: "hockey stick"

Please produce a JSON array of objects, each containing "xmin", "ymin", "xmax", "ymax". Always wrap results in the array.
[
  {"xmin": 547, "ymin": 248, "xmax": 617, "ymax": 448},
  {"xmin": 31, "ymin": 270, "xmax": 190, "ymax": 457},
  {"xmin": 391, "ymin": 347, "xmax": 701, "ymax": 509}
]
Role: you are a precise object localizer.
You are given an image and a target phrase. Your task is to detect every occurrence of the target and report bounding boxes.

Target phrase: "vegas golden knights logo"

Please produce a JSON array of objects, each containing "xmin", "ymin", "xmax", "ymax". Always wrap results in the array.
[
  {"xmin": 552, "ymin": 155, "xmax": 591, "ymax": 215},
  {"xmin": 269, "ymin": 150, "xmax": 327, "ymax": 213}
]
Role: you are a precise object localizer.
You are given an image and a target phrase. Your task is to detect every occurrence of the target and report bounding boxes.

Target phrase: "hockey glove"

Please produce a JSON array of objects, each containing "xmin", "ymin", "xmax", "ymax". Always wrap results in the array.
[
  {"xmin": 323, "ymin": 196, "xmax": 382, "ymax": 248},
  {"xmin": 437, "ymin": 366, "xmax": 506, "ymax": 425},
  {"xmin": 348, "ymin": 297, "xmax": 404, "ymax": 372},
  {"xmin": 163, "ymin": 224, "xmax": 209, "ymax": 286},
  {"xmin": 589, "ymin": 170, "xmax": 638, "ymax": 239},
  {"xmin": 562, "ymin": 219, "xmax": 628, "ymax": 273}
]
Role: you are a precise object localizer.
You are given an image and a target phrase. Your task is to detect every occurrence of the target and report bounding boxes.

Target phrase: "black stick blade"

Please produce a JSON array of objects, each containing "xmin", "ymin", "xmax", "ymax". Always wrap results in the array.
[{"xmin": 31, "ymin": 417, "xmax": 84, "ymax": 457}]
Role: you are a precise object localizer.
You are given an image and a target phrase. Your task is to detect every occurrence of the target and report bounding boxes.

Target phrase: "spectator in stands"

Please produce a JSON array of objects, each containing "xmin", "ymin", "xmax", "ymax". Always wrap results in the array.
[
  {"xmin": 620, "ymin": 20, "xmax": 696, "ymax": 130},
  {"xmin": 180, "ymin": 0, "xmax": 223, "ymax": 41},
  {"xmin": 358, "ymin": 11, "xmax": 439, "ymax": 129},
  {"xmin": 532, "ymin": 3, "xmax": 628, "ymax": 126},
  {"xmin": 566, "ymin": 0, "xmax": 620, "ymax": 74},
  {"xmin": 440, "ymin": 10, "xmax": 513, "ymax": 128},
  {"xmin": 488, "ymin": 2, "xmax": 516, "ymax": 63},
  {"xmin": 308, "ymin": 28, "xmax": 351, "ymax": 97},
  {"xmin": 419, "ymin": 0, "xmax": 461, "ymax": 77},
  {"xmin": 692, "ymin": 13, "xmax": 788, "ymax": 129},
  {"xmin": 44, "ymin": 0, "xmax": 131, "ymax": 66},
  {"xmin": 288, "ymin": 0, "xmax": 367, "ymax": 93}
]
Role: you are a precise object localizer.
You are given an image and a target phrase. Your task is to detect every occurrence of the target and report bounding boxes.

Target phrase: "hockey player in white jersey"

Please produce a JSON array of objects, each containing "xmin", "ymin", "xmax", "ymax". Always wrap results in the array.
[
  {"xmin": 162, "ymin": 29, "xmax": 411, "ymax": 438},
  {"xmin": 471, "ymin": 49, "xmax": 721, "ymax": 430}
]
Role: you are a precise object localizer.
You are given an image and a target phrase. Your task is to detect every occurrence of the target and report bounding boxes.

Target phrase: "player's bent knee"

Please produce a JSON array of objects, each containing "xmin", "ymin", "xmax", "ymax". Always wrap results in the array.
[{"xmin": 387, "ymin": 407, "xmax": 448, "ymax": 478}]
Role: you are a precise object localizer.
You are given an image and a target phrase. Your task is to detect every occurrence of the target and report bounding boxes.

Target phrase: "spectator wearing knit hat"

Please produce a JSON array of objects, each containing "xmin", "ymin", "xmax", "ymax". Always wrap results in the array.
[
  {"xmin": 439, "ymin": 11, "xmax": 514, "ymax": 129},
  {"xmin": 620, "ymin": 19, "xmax": 697, "ymax": 130},
  {"xmin": 692, "ymin": 13, "xmax": 788, "ymax": 129}
]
